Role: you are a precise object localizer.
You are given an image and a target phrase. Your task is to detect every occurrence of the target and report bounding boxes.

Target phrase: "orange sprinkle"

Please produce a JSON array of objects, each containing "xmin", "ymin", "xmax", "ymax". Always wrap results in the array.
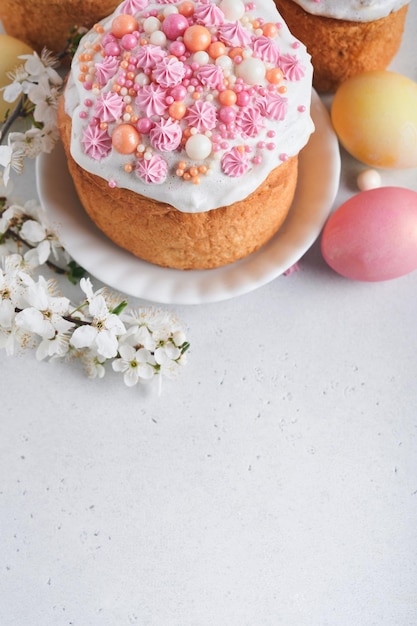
[
  {"xmin": 169, "ymin": 101, "xmax": 187, "ymax": 120},
  {"xmin": 208, "ymin": 41, "xmax": 226, "ymax": 59},
  {"xmin": 219, "ymin": 89, "xmax": 237, "ymax": 106},
  {"xmin": 183, "ymin": 172, "xmax": 192, "ymax": 181},
  {"xmin": 189, "ymin": 166, "xmax": 199, "ymax": 177},
  {"xmin": 124, "ymin": 163, "xmax": 133, "ymax": 173},
  {"xmin": 252, "ymin": 20, "xmax": 260, "ymax": 29},
  {"xmin": 237, "ymin": 145, "xmax": 245, "ymax": 154},
  {"xmin": 178, "ymin": 160, "xmax": 187, "ymax": 170},
  {"xmin": 278, "ymin": 85, "xmax": 287, "ymax": 94},
  {"xmin": 176, "ymin": 168, "xmax": 185, "ymax": 177},
  {"xmin": 228, "ymin": 47, "xmax": 243, "ymax": 60},
  {"xmin": 192, "ymin": 92, "xmax": 200, "ymax": 100},
  {"xmin": 178, "ymin": 1, "xmax": 194, "ymax": 17},
  {"xmin": 78, "ymin": 74, "xmax": 86, "ymax": 82},
  {"xmin": 192, "ymin": 176, "xmax": 201, "ymax": 185},
  {"xmin": 263, "ymin": 22, "xmax": 278, "ymax": 37},
  {"xmin": 266, "ymin": 68, "xmax": 283, "ymax": 84},
  {"xmin": 198, "ymin": 165, "xmax": 208, "ymax": 174}
]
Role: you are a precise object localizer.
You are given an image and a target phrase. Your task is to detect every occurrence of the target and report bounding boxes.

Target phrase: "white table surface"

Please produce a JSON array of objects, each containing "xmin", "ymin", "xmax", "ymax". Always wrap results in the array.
[{"xmin": 1, "ymin": 5, "xmax": 417, "ymax": 625}]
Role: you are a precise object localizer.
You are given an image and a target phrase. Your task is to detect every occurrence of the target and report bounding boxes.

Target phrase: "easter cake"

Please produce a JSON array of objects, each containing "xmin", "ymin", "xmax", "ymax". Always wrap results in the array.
[
  {"xmin": 273, "ymin": 0, "xmax": 409, "ymax": 92},
  {"xmin": 58, "ymin": 0, "xmax": 314, "ymax": 270},
  {"xmin": 0, "ymin": 0, "xmax": 120, "ymax": 55}
]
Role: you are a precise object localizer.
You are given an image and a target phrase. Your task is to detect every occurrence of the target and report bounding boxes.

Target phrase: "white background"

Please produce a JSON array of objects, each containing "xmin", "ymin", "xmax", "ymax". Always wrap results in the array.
[{"xmin": 1, "ymin": 3, "xmax": 417, "ymax": 625}]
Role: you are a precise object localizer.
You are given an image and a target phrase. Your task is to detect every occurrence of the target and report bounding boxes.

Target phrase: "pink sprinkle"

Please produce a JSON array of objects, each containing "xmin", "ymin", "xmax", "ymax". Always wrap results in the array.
[
  {"xmin": 257, "ymin": 141, "xmax": 266, "ymax": 149},
  {"xmin": 280, "ymin": 153, "xmax": 289, "ymax": 161},
  {"xmin": 108, "ymin": 179, "xmax": 117, "ymax": 188},
  {"xmin": 267, "ymin": 142, "xmax": 276, "ymax": 150},
  {"xmin": 122, "ymin": 34, "xmax": 138, "ymax": 50},
  {"xmin": 236, "ymin": 91, "xmax": 250, "ymax": 107},
  {"xmin": 292, "ymin": 41, "xmax": 300, "ymax": 49},
  {"xmin": 253, "ymin": 155, "xmax": 262, "ymax": 165},
  {"xmin": 84, "ymin": 99, "xmax": 93, "ymax": 107},
  {"xmin": 219, "ymin": 106, "xmax": 236, "ymax": 124},
  {"xmin": 284, "ymin": 262, "xmax": 299, "ymax": 275},
  {"xmin": 137, "ymin": 118, "xmax": 152, "ymax": 133},
  {"xmin": 267, "ymin": 130, "xmax": 276, "ymax": 138},
  {"xmin": 169, "ymin": 41, "xmax": 186, "ymax": 57},
  {"xmin": 104, "ymin": 42, "xmax": 121, "ymax": 56},
  {"xmin": 79, "ymin": 111, "xmax": 87, "ymax": 119},
  {"xmin": 298, "ymin": 105, "xmax": 306, "ymax": 112},
  {"xmin": 84, "ymin": 81, "xmax": 92, "ymax": 91}
]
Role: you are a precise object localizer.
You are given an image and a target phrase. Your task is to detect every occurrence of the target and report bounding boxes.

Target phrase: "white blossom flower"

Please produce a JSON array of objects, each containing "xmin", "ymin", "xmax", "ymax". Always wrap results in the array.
[
  {"xmin": 79, "ymin": 349, "xmax": 107, "ymax": 379},
  {"xmin": 9, "ymin": 125, "xmax": 59, "ymax": 159},
  {"xmin": 112, "ymin": 344, "xmax": 156, "ymax": 386},
  {"xmin": 15, "ymin": 275, "xmax": 74, "ymax": 339},
  {"xmin": 28, "ymin": 77, "xmax": 60, "ymax": 127},
  {"xmin": 20, "ymin": 50, "xmax": 62, "ymax": 87},
  {"xmin": 70, "ymin": 277, "xmax": 126, "ymax": 359},
  {"xmin": 0, "ymin": 140, "xmax": 24, "ymax": 187},
  {"xmin": 36, "ymin": 330, "xmax": 71, "ymax": 361},
  {"xmin": 1, "ymin": 64, "xmax": 31, "ymax": 103},
  {"xmin": 0, "ymin": 254, "xmax": 26, "ymax": 314},
  {"xmin": 154, "ymin": 343, "xmax": 184, "ymax": 379}
]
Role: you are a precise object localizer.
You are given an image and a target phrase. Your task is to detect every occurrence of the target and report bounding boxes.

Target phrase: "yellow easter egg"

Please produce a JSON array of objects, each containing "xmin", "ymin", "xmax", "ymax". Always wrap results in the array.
[
  {"xmin": 0, "ymin": 34, "xmax": 33, "ymax": 122},
  {"xmin": 331, "ymin": 70, "xmax": 417, "ymax": 169}
]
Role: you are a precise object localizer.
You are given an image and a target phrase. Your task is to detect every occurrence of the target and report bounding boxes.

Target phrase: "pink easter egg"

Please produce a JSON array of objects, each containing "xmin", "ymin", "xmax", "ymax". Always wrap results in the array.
[{"xmin": 321, "ymin": 187, "xmax": 417, "ymax": 281}]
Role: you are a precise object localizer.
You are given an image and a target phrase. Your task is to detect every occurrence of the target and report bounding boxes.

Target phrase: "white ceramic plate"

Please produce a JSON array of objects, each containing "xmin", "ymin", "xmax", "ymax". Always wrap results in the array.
[{"xmin": 36, "ymin": 91, "xmax": 340, "ymax": 305}]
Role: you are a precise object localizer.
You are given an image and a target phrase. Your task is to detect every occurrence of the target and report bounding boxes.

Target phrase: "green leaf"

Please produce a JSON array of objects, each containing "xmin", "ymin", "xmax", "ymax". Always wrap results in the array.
[
  {"xmin": 112, "ymin": 300, "xmax": 128, "ymax": 316},
  {"xmin": 66, "ymin": 260, "xmax": 86, "ymax": 284}
]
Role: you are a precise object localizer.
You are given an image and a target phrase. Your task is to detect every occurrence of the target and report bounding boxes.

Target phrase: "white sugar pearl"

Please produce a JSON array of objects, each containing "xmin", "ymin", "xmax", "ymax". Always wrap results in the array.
[
  {"xmin": 219, "ymin": 0, "xmax": 245, "ymax": 20},
  {"xmin": 193, "ymin": 51, "xmax": 209, "ymax": 66},
  {"xmin": 215, "ymin": 55, "xmax": 233, "ymax": 71},
  {"xmin": 357, "ymin": 169, "xmax": 382, "ymax": 191},
  {"xmin": 235, "ymin": 57, "xmax": 266, "ymax": 85},
  {"xmin": 163, "ymin": 5, "xmax": 178, "ymax": 15},
  {"xmin": 150, "ymin": 30, "xmax": 167, "ymax": 46},
  {"xmin": 185, "ymin": 134, "xmax": 212, "ymax": 160},
  {"xmin": 143, "ymin": 16, "xmax": 160, "ymax": 34},
  {"xmin": 135, "ymin": 72, "xmax": 150, "ymax": 86}
]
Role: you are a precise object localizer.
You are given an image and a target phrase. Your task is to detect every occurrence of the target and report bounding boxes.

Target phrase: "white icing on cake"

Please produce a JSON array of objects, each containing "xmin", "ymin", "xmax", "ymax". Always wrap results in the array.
[
  {"xmin": 65, "ymin": 0, "xmax": 314, "ymax": 214},
  {"xmin": 288, "ymin": 0, "xmax": 409, "ymax": 22}
]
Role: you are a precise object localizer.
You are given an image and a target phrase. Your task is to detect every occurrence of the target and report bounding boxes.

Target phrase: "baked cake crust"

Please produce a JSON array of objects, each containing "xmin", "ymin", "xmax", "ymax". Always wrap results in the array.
[
  {"xmin": 0, "ymin": 0, "xmax": 119, "ymax": 55},
  {"xmin": 275, "ymin": 0, "xmax": 408, "ymax": 92}
]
